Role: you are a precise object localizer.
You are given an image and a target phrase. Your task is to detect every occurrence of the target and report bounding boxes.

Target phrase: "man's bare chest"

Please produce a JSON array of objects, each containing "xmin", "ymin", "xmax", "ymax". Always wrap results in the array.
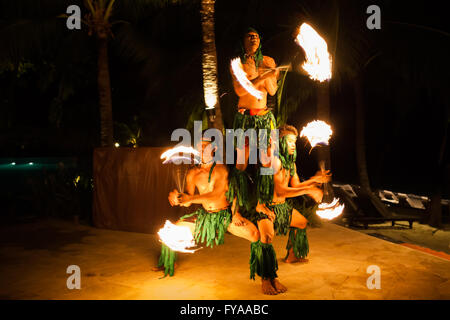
[
  {"xmin": 194, "ymin": 171, "xmax": 214, "ymax": 193},
  {"xmin": 243, "ymin": 61, "xmax": 269, "ymax": 79},
  {"xmin": 276, "ymin": 169, "xmax": 291, "ymax": 186}
]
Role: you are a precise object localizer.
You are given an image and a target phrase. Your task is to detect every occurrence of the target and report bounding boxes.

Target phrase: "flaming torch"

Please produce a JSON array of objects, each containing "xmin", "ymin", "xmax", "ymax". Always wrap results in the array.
[
  {"xmin": 157, "ymin": 220, "xmax": 200, "ymax": 253},
  {"xmin": 295, "ymin": 23, "xmax": 332, "ymax": 82},
  {"xmin": 161, "ymin": 146, "xmax": 200, "ymax": 165},
  {"xmin": 300, "ymin": 120, "xmax": 333, "ymax": 152},
  {"xmin": 300, "ymin": 120, "xmax": 344, "ymax": 220},
  {"xmin": 158, "ymin": 148, "xmax": 203, "ymax": 254},
  {"xmin": 295, "ymin": 22, "xmax": 333, "ymax": 171},
  {"xmin": 230, "ymin": 57, "xmax": 264, "ymax": 100}
]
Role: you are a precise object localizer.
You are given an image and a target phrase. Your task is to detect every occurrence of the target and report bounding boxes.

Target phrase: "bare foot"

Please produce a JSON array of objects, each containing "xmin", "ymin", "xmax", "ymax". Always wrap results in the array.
[
  {"xmin": 284, "ymin": 249, "xmax": 309, "ymax": 264},
  {"xmin": 271, "ymin": 278, "xmax": 287, "ymax": 293},
  {"xmin": 284, "ymin": 255, "xmax": 309, "ymax": 264},
  {"xmin": 151, "ymin": 263, "xmax": 178, "ymax": 272},
  {"xmin": 261, "ymin": 279, "xmax": 278, "ymax": 295}
]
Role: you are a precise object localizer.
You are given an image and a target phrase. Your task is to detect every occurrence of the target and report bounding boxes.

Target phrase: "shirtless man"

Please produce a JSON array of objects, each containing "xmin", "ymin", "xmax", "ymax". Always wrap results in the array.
[
  {"xmin": 153, "ymin": 138, "xmax": 260, "ymax": 277},
  {"xmin": 228, "ymin": 27, "xmax": 280, "ymax": 214},
  {"xmin": 231, "ymin": 27, "xmax": 279, "ymax": 171},
  {"xmin": 251, "ymin": 125, "xmax": 331, "ymax": 295}
]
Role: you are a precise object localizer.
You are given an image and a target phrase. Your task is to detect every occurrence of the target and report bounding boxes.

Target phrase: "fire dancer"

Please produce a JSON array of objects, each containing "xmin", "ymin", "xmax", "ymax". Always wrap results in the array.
[
  {"xmin": 153, "ymin": 138, "xmax": 260, "ymax": 277},
  {"xmin": 250, "ymin": 125, "xmax": 330, "ymax": 295},
  {"xmin": 228, "ymin": 27, "xmax": 280, "ymax": 212}
]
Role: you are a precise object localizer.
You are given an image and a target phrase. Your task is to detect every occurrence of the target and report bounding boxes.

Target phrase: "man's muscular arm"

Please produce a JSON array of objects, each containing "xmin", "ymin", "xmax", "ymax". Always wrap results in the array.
[
  {"xmin": 231, "ymin": 66, "xmax": 251, "ymax": 97},
  {"xmin": 169, "ymin": 169, "xmax": 197, "ymax": 206},
  {"xmin": 290, "ymin": 165, "xmax": 331, "ymax": 188},
  {"xmin": 231, "ymin": 59, "xmax": 278, "ymax": 97},
  {"xmin": 262, "ymin": 57, "xmax": 278, "ymax": 96},
  {"xmin": 274, "ymin": 168, "xmax": 323, "ymax": 202}
]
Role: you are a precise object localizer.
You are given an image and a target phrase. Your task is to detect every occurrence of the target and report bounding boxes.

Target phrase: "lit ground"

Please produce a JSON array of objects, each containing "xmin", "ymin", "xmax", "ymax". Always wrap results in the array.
[{"xmin": 0, "ymin": 218, "xmax": 449, "ymax": 300}]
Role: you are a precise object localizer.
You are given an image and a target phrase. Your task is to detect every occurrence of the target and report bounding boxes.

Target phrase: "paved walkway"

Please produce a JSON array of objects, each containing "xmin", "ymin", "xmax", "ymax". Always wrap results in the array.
[{"xmin": 0, "ymin": 219, "xmax": 449, "ymax": 299}]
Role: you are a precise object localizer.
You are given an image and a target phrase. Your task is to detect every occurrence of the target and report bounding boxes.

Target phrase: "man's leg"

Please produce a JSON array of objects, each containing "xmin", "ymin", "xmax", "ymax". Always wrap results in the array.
[
  {"xmin": 152, "ymin": 220, "xmax": 196, "ymax": 276},
  {"xmin": 285, "ymin": 209, "xmax": 309, "ymax": 263},
  {"xmin": 236, "ymin": 142, "xmax": 250, "ymax": 172},
  {"xmin": 227, "ymin": 217, "xmax": 259, "ymax": 242},
  {"xmin": 251, "ymin": 218, "xmax": 286, "ymax": 294}
]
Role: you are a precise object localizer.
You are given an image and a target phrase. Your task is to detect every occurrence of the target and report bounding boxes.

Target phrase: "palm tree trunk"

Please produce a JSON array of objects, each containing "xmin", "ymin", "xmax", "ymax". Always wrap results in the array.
[
  {"xmin": 97, "ymin": 37, "xmax": 114, "ymax": 147},
  {"xmin": 200, "ymin": 0, "xmax": 223, "ymax": 131},
  {"xmin": 354, "ymin": 73, "xmax": 392, "ymax": 218}
]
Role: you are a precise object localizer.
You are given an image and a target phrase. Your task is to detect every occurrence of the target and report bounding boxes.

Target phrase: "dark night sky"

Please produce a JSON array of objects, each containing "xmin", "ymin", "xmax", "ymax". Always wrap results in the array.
[{"xmin": 0, "ymin": 0, "xmax": 449, "ymax": 198}]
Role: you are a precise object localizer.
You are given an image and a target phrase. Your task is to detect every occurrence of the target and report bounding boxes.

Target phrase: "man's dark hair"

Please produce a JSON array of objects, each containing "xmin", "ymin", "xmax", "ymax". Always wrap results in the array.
[
  {"xmin": 240, "ymin": 27, "xmax": 263, "ymax": 69},
  {"xmin": 279, "ymin": 124, "xmax": 298, "ymax": 138}
]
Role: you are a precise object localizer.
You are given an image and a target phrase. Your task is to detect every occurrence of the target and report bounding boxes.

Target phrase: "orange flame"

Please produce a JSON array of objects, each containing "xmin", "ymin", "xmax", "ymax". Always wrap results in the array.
[
  {"xmin": 316, "ymin": 198, "xmax": 344, "ymax": 220},
  {"xmin": 300, "ymin": 120, "xmax": 333, "ymax": 148},
  {"xmin": 231, "ymin": 57, "xmax": 264, "ymax": 100},
  {"xmin": 161, "ymin": 146, "xmax": 200, "ymax": 164},
  {"xmin": 157, "ymin": 220, "xmax": 200, "ymax": 253},
  {"xmin": 295, "ymin": 23, "xmax": 332, "ymax": 82}
]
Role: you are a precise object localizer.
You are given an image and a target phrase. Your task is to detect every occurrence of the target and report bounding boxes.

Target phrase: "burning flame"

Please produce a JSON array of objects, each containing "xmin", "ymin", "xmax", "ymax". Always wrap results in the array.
[
  {"xmin": 295, "ymin": 23, "xmax": 332, "ymax": 82},
  {"xmin": 163, "ymin": 156, "xmax": 200, "ymax": 165},
  {"xmin": 316, "ymin": 198, "xmax": 344, "ymax": 220},
  {"xmin": 161, "ymin": 146, "xmax": 201, "ymax": 164},
  {"xmin": 300, "ymin": 120, "xmax": 333, "ymax": 148},
  {"xmin": 230, "ymin": 57, "xmax": 264, "ymax": 100},
  {"xmin": 157, "ymin": 220, "xmax": 200, "ymax": 253}
]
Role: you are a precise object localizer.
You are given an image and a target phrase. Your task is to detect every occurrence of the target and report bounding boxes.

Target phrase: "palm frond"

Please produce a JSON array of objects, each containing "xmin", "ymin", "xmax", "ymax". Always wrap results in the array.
[{"xmin": 104, "ymin": 0, "xmax": 116, "ymax": 21}]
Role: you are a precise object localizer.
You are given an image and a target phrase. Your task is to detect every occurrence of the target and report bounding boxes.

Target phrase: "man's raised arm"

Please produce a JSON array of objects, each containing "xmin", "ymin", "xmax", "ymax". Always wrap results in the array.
[
  {"xmin": 262, "ymin": 57, "xmax": 278, "ymax": 96},
  {"xmin": 274, "ymin": 171, "xmax": 323, "ymax": 203}
]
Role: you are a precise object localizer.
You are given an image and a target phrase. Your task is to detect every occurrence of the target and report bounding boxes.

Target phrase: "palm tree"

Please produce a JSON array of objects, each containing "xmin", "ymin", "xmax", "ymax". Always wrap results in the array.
[
  {"xmin": 81, "ymin": 0, "xmax": 115, "ymax": 147},
  {"xmin": 200, "ymin": 0, "xmax": 224, "ymax": 131},
  {"xmin": 0, "ymin": 0, "xmax": 182, "ymax": 147}
]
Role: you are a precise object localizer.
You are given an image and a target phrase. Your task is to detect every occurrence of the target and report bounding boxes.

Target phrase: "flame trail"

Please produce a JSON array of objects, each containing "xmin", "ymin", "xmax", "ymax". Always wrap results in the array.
[
  {"xmin": 161, "ymin": 146, "xmax": 200, "ymax": 193},
  {"xmin": 230, "ymin": 57, "xmax": 264, "ymax": 100},
  {"xmin": 300, "ymin": 120, "xmax": 333, "ymax": 149},
  {"xmin": 316, "ymin": 198, "xmax": 344, "ymax": 220},
  {"xmin": 157, "ymin": 220, "xmax": 201, "ymax": 253},
  {"xmin": 161, "ymin": 146, "xmax": 200, "ymax": 162},
  {"xmin": 295, "ymin": 23, "xmax": 332, "ymax": 82}
]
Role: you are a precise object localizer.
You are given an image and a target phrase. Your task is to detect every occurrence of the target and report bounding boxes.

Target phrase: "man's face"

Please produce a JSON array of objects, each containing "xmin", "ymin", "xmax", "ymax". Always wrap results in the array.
[
  {"xmin": 243, "ymin": 32, "xmax": 260, "ymax": 55},
  {"xmin": 285, "ymin": 134, "xmax": 297, "ymax": 155},
  {"xmin": 197, "ymin": 140, "xmax": 215, "ymax": 163}
]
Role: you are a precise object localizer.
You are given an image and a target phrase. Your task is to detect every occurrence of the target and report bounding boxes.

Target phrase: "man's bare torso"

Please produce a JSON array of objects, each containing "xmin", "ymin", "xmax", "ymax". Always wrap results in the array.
[
  {"xmin": 190, "ymin": 164, "xmax": 229, "ymax": 211},
  {"xmin": 237, "ymin": 56, "xmax": 276, "ymax": 110},
  {"xmin": 272, "ymin": 164, "xmax": 292, "ymax": 203}
]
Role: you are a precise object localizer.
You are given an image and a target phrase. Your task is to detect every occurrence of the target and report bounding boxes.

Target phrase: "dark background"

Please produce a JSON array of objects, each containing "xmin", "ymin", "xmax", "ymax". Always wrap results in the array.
[{"xmin": 0, "ymin": 0, "xmax": 448, "ymax": 220}]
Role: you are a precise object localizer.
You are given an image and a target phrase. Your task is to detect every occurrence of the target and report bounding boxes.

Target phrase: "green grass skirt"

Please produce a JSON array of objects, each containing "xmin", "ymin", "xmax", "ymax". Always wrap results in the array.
[
  {"xmin": 251, "ymin": 201, "xmax": 293, "ymax": 236},
  {"xmin": 180, "ymin": 207, "xmax": 232, "ymax": 248},
  {"xmin": 226, "ymin": 167, "xmax": 251, "ymax": 211},
  {"xmin": 285, "ymin": 227, "xmax": 309, "ymax": 259},
  {"xmin": 231, "ymin": 110, "xmax": 277, "ymax": 206},
  {"xmin": 249, "ymin": 240, "xmax": 278, "ymax": 280},
  {"xmin": 156, "ymin": 243, "xmax": 177, "ymax": 277},
  {"xmin": 232, "ymin": 110, "xmax": 276, "ymax": 148}
]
